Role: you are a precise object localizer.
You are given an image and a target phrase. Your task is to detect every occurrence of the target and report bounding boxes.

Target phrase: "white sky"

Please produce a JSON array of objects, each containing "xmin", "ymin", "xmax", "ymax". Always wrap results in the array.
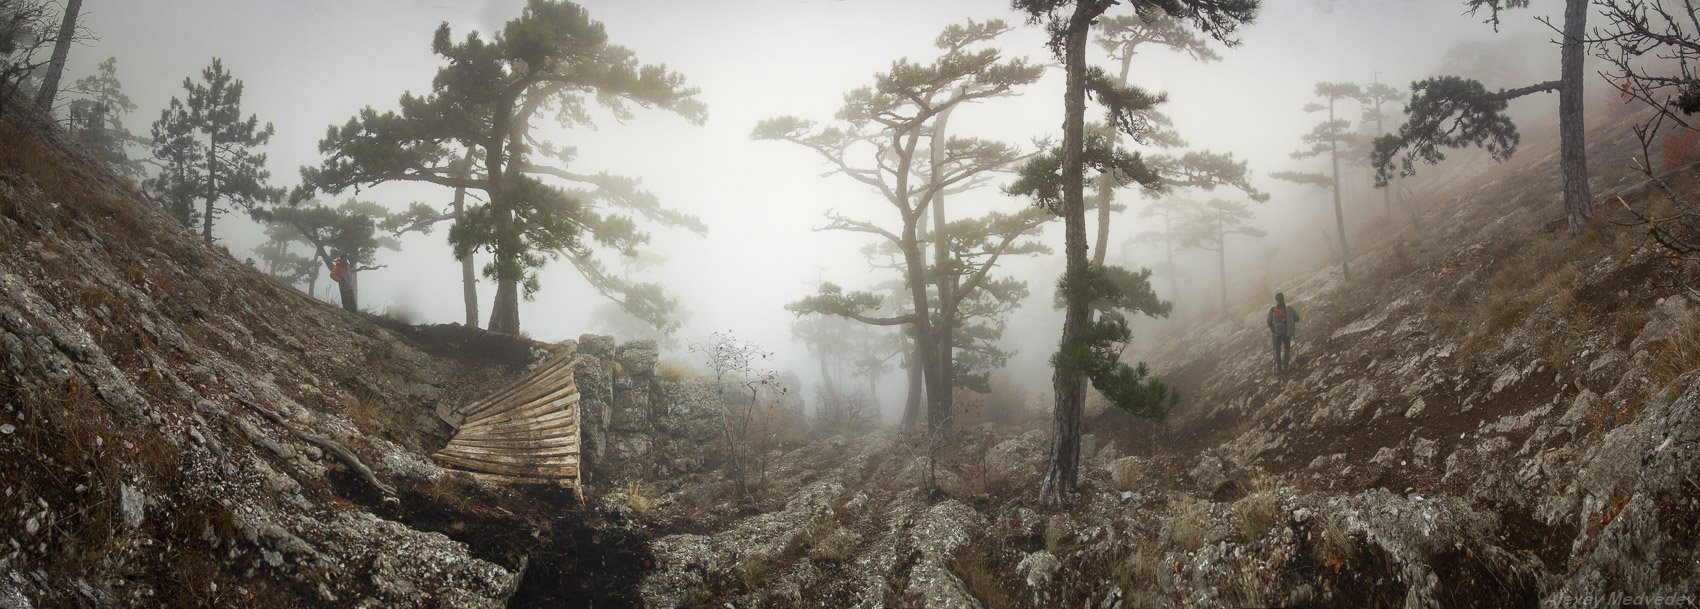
[{"xmin": 59, "ymin": 0, "xmax": 1570, "ymax": 415}]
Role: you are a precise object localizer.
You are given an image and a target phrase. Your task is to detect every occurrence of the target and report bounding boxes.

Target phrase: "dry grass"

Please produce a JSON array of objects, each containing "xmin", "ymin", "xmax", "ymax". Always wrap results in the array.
[
  {"xmin": 1166, "ymin": 499, "xmax": 1209, "ymax": 552},
  {"xmin": 1109, "ymin": 457, "xmax": 1142, "ymax": 492},
  {"xmin": 1654, "ymin": 306, "xmax": 1700, "ymax": 387},
  {"xmin": 1232, "ymin": 477, "xmax": 1281, "ymax": 542},
  {"xmin": 625, "ymin": 480, "xmax": 654, "ymax": 516},
  {"xmin": 950, "ymin": 544, "xmax": 1022, "ymax": 609},
  {"xmin": 1315, "ymin": 511, "xmax": 1357, "ymax": 564}
]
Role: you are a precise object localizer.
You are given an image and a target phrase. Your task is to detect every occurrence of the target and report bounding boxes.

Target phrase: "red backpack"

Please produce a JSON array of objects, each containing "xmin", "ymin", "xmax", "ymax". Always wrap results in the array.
[{"xmin": 1270, "ymin": 305, "xmax": 1289, "ymax": 336}]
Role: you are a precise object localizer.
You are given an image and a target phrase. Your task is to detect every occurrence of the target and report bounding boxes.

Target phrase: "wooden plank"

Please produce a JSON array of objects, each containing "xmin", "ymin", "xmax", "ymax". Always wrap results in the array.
[
  {"xmin": 462, "ymin": 374, "xmax": 578, "ymax": 423},
  {"xmin": 432, "ymin": 452, "xmax": 580, "ymax": 477},
  {"xmin": 444, "ymin": 435, "xmax": 581, "ymax": 451},
  {"xmin": 463, "ymin": 393, "xmax": 581, "ymax": 429},
  {"xmin": 460, "ymin": 363, "xmax": 578, "ymax": 420},
  {"xmin": 451, "ymin": 412, "xmax": 577, "ymax": 440}
]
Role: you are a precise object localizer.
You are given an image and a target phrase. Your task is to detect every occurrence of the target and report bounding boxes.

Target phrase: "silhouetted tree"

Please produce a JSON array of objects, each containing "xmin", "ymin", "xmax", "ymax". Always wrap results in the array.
[
  {"xmin": 253, "ymin": 222, "xmax": 321, "ymax": 296},
  {"xmin": 1130, "ymin": 196, "xmax": 1200, "ymax": 302},
  {"xmin": 303, "ymin": 0, "xmax": 705, "ymax": 336},
  {"xmin": 1009, "ymin": 0, "xmax": 1257, "ymax": 504},
  {"xmin": 1274, "ymin": 81, "xmax": 1361, "ymax": 280},
  {"xmin": 1360, "ymin": 79, "xmax": 1402, "ymax": 219},
  {"xmin": 1180, "ymin": 198, "xmax": 1265, "ymax": 312},
  {"xmin": 254, "ymin": 199, "xmax": 400, "ymax": 311},
  {"xmin": 171, "ymin": 59, "xmax": 283, "ymax": 243},
  {"xmin": 66, "ymin": 58, "xmax": 144, "ymax": 178},
  {"xmin": 28, "ymin": 0, "xmax": 73, "ymax": 113},
  {"xmin": 146, "ymin": 98, "xmax": 202, "ymax": 229},
  {"xmin": 0, "ymin": 0, "xmax": 56, "ymax": 118},
  {"xmin": 1374, "ymin": 0, "xmax": 1593, "ymax": 234},
  {"xmin": 761, "ymin": 19, "xmax": 1042, "ymax": 433}
]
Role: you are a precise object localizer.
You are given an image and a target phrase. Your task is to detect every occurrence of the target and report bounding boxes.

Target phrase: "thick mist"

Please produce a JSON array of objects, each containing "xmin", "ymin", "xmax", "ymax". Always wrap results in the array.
[{"xmin": 59, "ymin": 0, "xmax": 1578, "ymax": 423}]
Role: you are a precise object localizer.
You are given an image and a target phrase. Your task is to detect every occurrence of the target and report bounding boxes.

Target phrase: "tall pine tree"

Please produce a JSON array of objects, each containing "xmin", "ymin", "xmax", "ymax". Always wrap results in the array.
[
  {"xmin": 1011, "ymin": 0, "xmax": 1258, "ymax": 505},
  {"xmin": 1179, "ymin": 198, "xmax": 1265, "ymax": 313},
  {"xmin": 178, "ymin": 58, "xmax": 282, "ymax": 243},
  {"xmin": 303, "ymin": 0, "xmax": 704, "ymax": 336},
  {"xmin": 67, "ymin": 57, "xmax": 144, "ymax": 178},
  {"xmin": 1273, "ymin": 81, "xmax": 1361, "ymax": 280},
  {"xmin": 1373, "ymin": 0, "xmax": 1593, "ymax": 234},
  {"xmin": 147, "ymin": 98, "xmax": 203, "ymax": 229}
]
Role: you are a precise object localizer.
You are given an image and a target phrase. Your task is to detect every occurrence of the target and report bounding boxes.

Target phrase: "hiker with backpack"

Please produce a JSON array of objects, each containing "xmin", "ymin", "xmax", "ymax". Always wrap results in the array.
[{"xmin": 1267, "ymin": 292, "xmax": 1299, "ymax": 374}]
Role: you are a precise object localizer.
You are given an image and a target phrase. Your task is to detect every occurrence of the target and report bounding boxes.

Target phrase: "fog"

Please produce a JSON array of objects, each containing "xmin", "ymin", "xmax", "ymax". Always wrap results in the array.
[{"xmin": 60, "ymin": 0, "xmax": 1571, "ymax": 421}]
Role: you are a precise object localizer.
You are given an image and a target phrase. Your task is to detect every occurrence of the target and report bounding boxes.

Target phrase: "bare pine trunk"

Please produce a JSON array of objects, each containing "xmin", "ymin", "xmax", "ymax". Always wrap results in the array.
[
  {"xmin": 487, "ymin": 124, "xmax": 521, "ymax": 335},
  {"xmin": 902, "ymin": 334, "xmax": 923, "ymax": 430},
  {"xmin": 203, "ymin": 138, "xmax": 219, "ymax": 243},
  {"xmin": 1091, "ymin": 52, "xmax": 1132, "ymax": 270},
  {"xmin": 32, "ymin": 0, "xmax": 80, "ymax": 114},
  {"xmin": 1040, "ymin": 10, "xmax": 1093, "ymax": 505},
  {"xmin": 1217, "ymin": 220, "xmax": 1228, "ymax": 314},
  {"xmin": 1328, "ymin": 99, "xmax": 1351, "ymax": 280},
  {"xmin": 928, "ymin": 109, "xmax": 956, "ymax": 431},
  {"xmin": 1164, "ymin": 210, "xmax": 1179, "ymax": 303},
  {"xmin": 453, "ymin": 148, "xmax": 479, "ymax": 327},
  {"xmin": 1559, "ymin": 0, "xmax": 1592, "ymax": 234},
  {"xmin": 339, "ymin": 268, "xmax": 358, "ymax": 312}
]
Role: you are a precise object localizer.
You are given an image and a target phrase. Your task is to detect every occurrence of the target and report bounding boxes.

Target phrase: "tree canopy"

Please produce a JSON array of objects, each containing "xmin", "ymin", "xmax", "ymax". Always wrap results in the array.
[{"xmin": 300, "ymin": 0, "xmax": 705, "ymax": 335}]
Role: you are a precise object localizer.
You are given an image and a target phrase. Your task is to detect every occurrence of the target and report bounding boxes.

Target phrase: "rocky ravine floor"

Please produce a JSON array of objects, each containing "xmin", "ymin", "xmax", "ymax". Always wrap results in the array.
[{"xmin": 613, "ymin": 107, "xmax": 1700, "ymax": 607}]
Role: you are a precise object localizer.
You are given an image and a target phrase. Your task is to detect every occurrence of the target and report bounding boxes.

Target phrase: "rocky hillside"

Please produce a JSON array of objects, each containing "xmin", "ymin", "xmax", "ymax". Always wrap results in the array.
[
  {"xmin": 4, "ymin": 84, "xmax": 1699, "ymax": 608},
  {"xmin": 611, "ymin": 106, "xmax": 1700, "ymax": 606},
  {"xmin": 0, "ymin": 110, "xmax": 689, "ymax": 607}
]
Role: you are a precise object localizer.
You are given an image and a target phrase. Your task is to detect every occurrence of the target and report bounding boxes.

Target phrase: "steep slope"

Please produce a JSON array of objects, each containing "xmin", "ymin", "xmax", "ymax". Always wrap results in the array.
[
  {"xmin": 624, "ymin": 103, "xmax": 1700, "ymax": 607},
  {"xmin": 0, "ymin": 112, "xmax": 643, "ymax": 607}
]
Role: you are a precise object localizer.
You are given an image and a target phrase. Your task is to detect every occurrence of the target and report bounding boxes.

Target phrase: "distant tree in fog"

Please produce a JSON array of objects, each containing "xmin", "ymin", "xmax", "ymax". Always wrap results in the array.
[
  {"xmin": 1088, "ymin": 11, "xmax": 1265, "ymax": 273},
  {"xmin": 253, "ymin": 198, "xmax": 401, "ymax": 312},
  {"xmin": 1359, "ymin": 80, "xmax": 1404, "ymax": 220},
  {"xmin": 1273, "ymin": 81, "xmax": 1361, "ymax": 281},
  {"xmin": 65, "ymin": 58, "xmax": 144, "ymax": 178},
  {"xmin": 759, "ymin": 19, "xmax": 1043, "ymax": 433},
  {"xmin": 301, "ymin": 0, "xmax": 705, "ymax": 337},
  {"xmin": 1179, "ymin": 198, "xmax": 1265, "ymax": 313},
  {"xmin": 1374, "ymin": 0, "xmax": 1594, "ymax": 235},
  {"xmin": 1130, "ymin": 196, "xmax": 1201, "ymax": 303},
  {"xmin": 1009, "ymin": 0, "xmax": 1255, "ymax": 505},
  {"xmin": 253, "ymin": 222, "xmax": 321, "ymax": 297}
]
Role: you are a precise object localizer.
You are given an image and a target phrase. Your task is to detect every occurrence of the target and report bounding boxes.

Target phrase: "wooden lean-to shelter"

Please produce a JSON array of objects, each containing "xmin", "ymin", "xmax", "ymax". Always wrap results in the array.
[{"xmin": 433, "ymin": 345, "xmax": 583, "ymax": 490}]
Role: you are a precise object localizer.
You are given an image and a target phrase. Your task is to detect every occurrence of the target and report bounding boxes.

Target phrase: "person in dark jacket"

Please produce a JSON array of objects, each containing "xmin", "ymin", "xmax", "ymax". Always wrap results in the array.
[{"xmin": 1266, "ymin": 292, "xmax": 1299, "ymax": 373}]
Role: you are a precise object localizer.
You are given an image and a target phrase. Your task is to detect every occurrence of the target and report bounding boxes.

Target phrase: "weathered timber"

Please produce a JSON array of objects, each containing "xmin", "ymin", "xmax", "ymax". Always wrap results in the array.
[{"xmin": 432, "ymin": 345, "xmax": 585, "ymax": 489}]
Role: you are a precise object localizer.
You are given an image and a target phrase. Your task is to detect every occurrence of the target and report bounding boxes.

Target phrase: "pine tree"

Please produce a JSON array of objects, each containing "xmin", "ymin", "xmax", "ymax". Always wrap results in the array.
[
  {"xmin": 67, "ymin": 57, "xmax": 144, "ymax": 178},
  {"xmin": 1010, "ymin": 0, "xmax": 1258, "ymax": 505},
  {"xmin": 1273, "ymin": 81, "xmax": 1361, "ymax": 280},
  {"xmin": 146, "ymin": 98, "xmax": 202, "ymax": 229},
  {"xmin": 178, "ymin": 58, "xmax": 282, "ymax": 243},
  {"xmin": 1179, "ymin": 198, "xmax": 1265, "ymax": 313},
  {"xmin": 1131, "ymin": 196, "xmax": 1203, "ymax": 301},
  {"xmin": 1360, "ymin": 79, "xmax": 1402, "ymax": 220},
  {"xmin": 254, "ymin": 199, "xmax": 400, "ymax": 311},
  {"xmin": 759, "ymin": 19, "xmax": 1043, "ymax": 434},
  {"xmin": 29, "ymin": 0, "xmax": 73, "ymax": 113},
  {"xmin": 1373, "ymin": 0, "xmax": 1592, "ymax": 234},
  {"xmin": 303, "ymin": 0, "xmax": 704, "ymax": 336}
]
